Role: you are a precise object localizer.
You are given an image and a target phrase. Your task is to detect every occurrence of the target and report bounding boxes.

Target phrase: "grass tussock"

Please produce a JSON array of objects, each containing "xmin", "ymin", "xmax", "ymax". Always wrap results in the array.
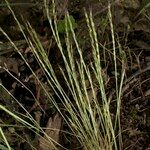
[{"xmin": 0, "ymin": 0, "xmax": 128, "ymax": 149}]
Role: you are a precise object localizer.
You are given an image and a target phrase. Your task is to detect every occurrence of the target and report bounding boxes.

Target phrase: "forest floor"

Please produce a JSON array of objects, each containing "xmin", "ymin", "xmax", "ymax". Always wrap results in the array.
[{"xmin": 0, "ymin": 0, "xmax": 150, "ymax": 149}]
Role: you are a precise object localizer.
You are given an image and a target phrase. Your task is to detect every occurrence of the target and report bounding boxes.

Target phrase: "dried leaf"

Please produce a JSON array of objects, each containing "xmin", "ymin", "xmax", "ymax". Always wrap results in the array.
[
  {"xmin": 145, "ymin": 89, "xmax": 150, "ymax": 96},
  {"xmin": 38, "ymin": 113, "xmax": 62, "ymax": 150},
  {"xmin": 0, "ymin": 57, "xmax": 19, "ymax": 74},
  {"xmin": 134, "ymin": 40, "xmax": 150, "ymax": 51},
  {"xmin": 123, "ymin": 0, "xmax": 140, "ymax": 9}
]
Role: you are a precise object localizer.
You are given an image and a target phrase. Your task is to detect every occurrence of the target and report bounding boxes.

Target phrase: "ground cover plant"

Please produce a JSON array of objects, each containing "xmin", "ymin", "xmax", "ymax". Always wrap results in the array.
[{"xmin": 0, "ymin": 0, "xmax": 150, "ymax": 149}]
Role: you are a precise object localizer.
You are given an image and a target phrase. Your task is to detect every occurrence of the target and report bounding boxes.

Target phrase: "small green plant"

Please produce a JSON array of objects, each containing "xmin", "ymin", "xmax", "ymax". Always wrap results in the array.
[{"xmin": 57, "ymin": 15, "xmax": 77, "ymax": 33}]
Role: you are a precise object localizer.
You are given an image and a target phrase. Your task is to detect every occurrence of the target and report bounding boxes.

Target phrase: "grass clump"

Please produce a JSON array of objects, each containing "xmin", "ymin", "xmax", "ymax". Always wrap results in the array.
[{"xmin": 0, "ymin": 0, "xmax": 127, "ymax": 149}]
